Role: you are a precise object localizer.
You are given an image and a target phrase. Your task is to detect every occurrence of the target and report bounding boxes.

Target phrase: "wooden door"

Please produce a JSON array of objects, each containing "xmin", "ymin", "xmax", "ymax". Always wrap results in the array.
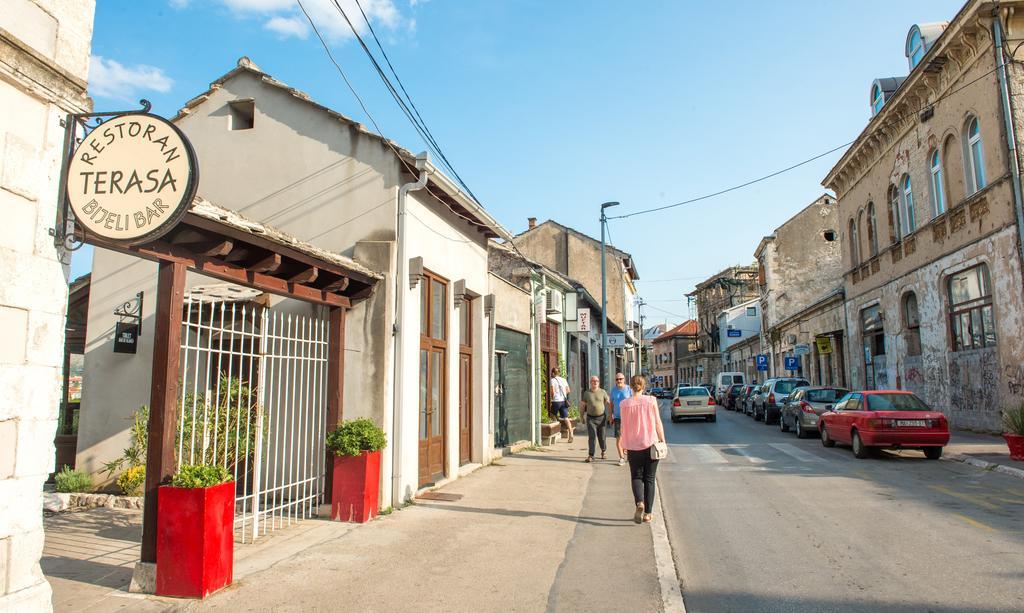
[
  {"xmin": 419, "ymin": 274, "xmax": 448, "ymax": 487},
  {"xmin": 459, "ymin": 353, "xmax": 471, "ymax": 465}
]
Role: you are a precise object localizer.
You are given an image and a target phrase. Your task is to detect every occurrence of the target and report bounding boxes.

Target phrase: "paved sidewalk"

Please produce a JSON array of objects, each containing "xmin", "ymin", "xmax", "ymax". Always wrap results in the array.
[{"xmin": 944, "ymin": 429, "xmax": 1024, "ymax": 479}]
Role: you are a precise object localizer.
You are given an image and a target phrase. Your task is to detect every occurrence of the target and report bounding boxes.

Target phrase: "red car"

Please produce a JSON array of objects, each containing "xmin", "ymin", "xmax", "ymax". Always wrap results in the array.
[{"xmin": 819, "ymin": 390, "xmax": 949, "ymax": 459}]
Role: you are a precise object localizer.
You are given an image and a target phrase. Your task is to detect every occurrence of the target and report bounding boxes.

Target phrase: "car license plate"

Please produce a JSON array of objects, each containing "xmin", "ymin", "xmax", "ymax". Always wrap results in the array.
[
  {"xmin": 686, "ymin": 401, "xmax": 701, "ymax": 406},
  {"xmin": 897, "ymin": 420, "xmax": 927, "ymax": 427}
]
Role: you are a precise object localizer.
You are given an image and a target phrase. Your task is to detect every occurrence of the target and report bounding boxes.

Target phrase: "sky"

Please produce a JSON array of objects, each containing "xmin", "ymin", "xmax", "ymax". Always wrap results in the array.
[{"xmin": 78, "ymin": 0, "xmax": 967, "ymax": 326}]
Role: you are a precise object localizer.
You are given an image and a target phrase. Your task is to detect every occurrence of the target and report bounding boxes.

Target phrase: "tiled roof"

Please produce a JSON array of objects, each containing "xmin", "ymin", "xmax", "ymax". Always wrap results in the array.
[{"xmin": 653, "ymin": 320, "xmax": 698, "ymax": 342}]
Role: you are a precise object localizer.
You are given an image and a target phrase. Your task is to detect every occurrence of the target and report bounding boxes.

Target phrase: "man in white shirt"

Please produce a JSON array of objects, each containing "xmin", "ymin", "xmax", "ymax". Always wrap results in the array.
[{"xmin": 549, "ymin": 367, "xmax": 573, "ymax": 443}]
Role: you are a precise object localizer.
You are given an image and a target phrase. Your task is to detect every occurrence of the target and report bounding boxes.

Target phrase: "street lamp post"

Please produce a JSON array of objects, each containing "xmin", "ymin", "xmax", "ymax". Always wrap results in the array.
[{"xmin": 600, "ymin": 201, "xmax": 619, "ymax": 389}]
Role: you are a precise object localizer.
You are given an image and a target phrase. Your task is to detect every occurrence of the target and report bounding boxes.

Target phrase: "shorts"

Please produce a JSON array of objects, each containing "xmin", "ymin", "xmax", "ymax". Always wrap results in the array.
[
  {"xmin": 552, "ymin": 401, "xmax": 569, "ymax": 419},
  {"xmin": 612, "ymin": 418, "xmax": 620, "ymax": 438}
]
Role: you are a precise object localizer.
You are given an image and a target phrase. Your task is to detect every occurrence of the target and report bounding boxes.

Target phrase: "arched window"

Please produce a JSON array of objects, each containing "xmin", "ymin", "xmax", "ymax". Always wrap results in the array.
[
  {"xmin": 888, "ymin": 184, "xmax": 902, "ymax": 242},
  {"xmin": 929, "ymin": 149, "xmax": 946, "ymax": 216},
  {"xmin": 848, "ymin": 218, "xmax": 860, "ymax": 266},
  {"xmin": 901, "ymin": 174, "xmax": 916, "ymax": 236},
  {"xmin": 908, "ymin": 29, "xmax": 925, "ymax": 68},
  {"xmin": 903, "ymin": 292, "xmax": 921, "ymax": 356},
  {"xmin": 964, "ymin": 116, "xmax": 986, "ymax": 194},
  {"xmin": 948, "ymin": 264, "xmax": 996, "ymax": 350},
  {"xmin": 867, "ymin": 202, "xmax": 878, "ymax": 256},
  {"xmin": 871, "ymin": 84, "xmax": 884, "ymax": 116},
  {"xmin": 857, "ymin": 210, "xmax": 866, "ymax": 261}
]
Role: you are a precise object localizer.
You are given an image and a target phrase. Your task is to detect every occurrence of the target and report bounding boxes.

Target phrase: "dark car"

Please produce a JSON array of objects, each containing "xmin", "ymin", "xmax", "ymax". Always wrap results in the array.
[
  {"xmin": 779, "ymin": 386, "xmax": 850, "ymax": 438},
  {"xmin": 753, "ymin": 378, "xmax": 810, "ymax": 424},
  {"xmin": 738, "ymin": 384, "xmax": 758, "ymax": 415},
  {"xmin": 650, "ymin": 387, "xmax": 672, "ymax": 399},
  {"xmin": 725, "ymin": 384, "xmax": 745, "ymax": 410}
]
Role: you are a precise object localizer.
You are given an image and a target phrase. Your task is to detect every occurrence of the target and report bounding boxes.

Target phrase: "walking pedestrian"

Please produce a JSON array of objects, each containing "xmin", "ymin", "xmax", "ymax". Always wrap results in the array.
[
  {"xmin": 609, "ymin": 372, "xmax": 632, "ymax": 466},
  {"xmin": 616, "ymin": 375, "xmax": 666, "ymax": 524},
  {"xmin": 580, "ymin": 375, "xmax": 611, "ymax": 462},
  {"xmin": 549, "ymin": 367, "xmax": 573, "ymax": 443}
]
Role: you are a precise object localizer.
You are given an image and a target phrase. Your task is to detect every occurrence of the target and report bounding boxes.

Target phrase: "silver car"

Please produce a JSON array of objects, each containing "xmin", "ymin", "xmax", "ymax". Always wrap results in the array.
[{"xmin": 779, "ymin": 386, "xmax": 850, "ymax": 438}]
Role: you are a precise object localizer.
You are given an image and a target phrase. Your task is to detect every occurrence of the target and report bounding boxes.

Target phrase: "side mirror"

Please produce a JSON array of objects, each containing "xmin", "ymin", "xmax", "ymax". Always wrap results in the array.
[{"xmin": 825, "ymin": 404, "xmax": 834, "ymax": 411}]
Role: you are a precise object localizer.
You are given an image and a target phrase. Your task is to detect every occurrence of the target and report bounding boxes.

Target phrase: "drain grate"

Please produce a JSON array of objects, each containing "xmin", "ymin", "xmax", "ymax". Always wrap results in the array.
[{"xmin": 416, "ymin": 492, "xmax": 464, "ymax": 502}]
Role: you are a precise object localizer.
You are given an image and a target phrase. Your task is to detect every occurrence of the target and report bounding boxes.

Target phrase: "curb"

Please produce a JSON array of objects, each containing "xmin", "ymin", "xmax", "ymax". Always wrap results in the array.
[
  {"xmin": 942, "ymin": 453, "xmax": 1024, "ymax": 480},
  {"xmin": 652, "ymin": 482, "xmax": 686, "ymax": 613}
]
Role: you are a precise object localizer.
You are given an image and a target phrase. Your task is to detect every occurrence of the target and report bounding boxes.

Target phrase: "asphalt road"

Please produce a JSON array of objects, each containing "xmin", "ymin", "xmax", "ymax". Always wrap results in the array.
[{"xmin": 657, "ymin": 400, "xmax": 1024, "ymax": 613}]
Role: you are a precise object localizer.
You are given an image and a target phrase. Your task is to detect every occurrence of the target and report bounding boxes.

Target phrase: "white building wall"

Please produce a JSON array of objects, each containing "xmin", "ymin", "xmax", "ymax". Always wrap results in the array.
[
  {"xmin": 718, "ymin": 300, "xmax": 761, "ymax": 353},
  {"xmin": 0, "ymin": 1, "xmax": 94, "ymax": 610}
]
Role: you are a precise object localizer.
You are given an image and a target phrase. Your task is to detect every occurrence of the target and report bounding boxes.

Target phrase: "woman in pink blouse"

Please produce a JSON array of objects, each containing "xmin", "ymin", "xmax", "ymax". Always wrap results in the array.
[{"xmin": 616, "ymin": 375, "xmax": 666, "ymax": 524}]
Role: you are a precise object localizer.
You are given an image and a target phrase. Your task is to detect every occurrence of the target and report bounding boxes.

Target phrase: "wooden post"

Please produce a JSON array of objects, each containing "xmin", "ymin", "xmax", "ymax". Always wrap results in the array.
[
  {"xmin": 324, "ymin": 306, "xmax": 345, "ymax": 499},
  {"xmin": 141, "ymin": 261, "xmax": 186, "ymax": 564}
]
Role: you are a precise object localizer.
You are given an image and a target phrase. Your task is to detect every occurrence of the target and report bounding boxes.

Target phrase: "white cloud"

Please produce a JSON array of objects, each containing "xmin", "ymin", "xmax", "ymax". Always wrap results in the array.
[
  {"xmin": 265, "ymin": 15, "xmax": 309, "ymax": 39},
  {"xmin": 88, "ymin": 56, "xmax": 173, "ymax": 101}
]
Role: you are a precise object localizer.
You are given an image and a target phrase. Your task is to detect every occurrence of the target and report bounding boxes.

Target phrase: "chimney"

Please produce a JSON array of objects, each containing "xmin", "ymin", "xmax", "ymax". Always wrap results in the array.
[{"xmin": 527, "ymin": 217, "xmax": 537, "ymax": 230}]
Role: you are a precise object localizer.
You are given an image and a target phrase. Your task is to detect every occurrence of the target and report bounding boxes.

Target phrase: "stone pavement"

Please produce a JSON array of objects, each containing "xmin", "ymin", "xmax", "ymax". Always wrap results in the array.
[
  {"xmin": 41, "ymin": 432, "xmax": 674, "ymax": 612},
  {"xmin": 945, "ymin": 429, "xmax": 1024, "ymax": 479}
]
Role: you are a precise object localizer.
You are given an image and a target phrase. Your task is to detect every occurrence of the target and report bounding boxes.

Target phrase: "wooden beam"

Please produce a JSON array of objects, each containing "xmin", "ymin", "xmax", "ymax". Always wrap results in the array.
[
  {"xmin": 288, "ymin": 266, "xmax": 318, "ymax": 284},
  {"xmin": 251, "ymin": 253, "xmax": 282, "ymax": 273},
  {"xmin": 323, "ymin": 306, "xmax": 345, "ymax": 500},
  {"xmin": 141, "ymin": 260, "xmax": 186, "ymax": 564},
  {"xmin": 322, "ymin": 276, "xmax": 350, "ymax": 292},
  {"xmin": 174, "ymin": 239, "xmax": 234, "ymax": 257}
]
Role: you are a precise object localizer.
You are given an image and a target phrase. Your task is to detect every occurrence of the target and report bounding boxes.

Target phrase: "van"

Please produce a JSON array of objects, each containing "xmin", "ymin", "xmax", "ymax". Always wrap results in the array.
[{"xmin": 715, "ymin": 372, "xmax": 745, "ymax": 404}]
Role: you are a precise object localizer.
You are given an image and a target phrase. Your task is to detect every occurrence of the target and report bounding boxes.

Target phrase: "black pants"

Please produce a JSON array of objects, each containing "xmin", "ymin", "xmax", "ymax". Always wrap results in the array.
[
  {"xmin": 627, "ymin": 447, "xmax": 659, "ymax": 514},
  {"xmin": 586, "ymin": 413, "xmax": 607, "ymax": 456}
]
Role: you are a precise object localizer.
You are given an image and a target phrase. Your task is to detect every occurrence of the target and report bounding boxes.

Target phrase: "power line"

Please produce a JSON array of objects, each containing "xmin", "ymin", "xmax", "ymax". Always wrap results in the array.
[
  {"xmin": 608, "ymin": 62, "xmax": 1006, "ymax": 221},
  {"xmin": 645, "ymin": 303, "xmax": 687, "ymax": 319}
]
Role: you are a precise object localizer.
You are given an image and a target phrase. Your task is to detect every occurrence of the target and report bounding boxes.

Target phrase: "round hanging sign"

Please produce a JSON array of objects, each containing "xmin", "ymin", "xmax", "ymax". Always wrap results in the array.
[{"xmin": 66, "ymin": 113, "xmax": 198, "ymax": 245}]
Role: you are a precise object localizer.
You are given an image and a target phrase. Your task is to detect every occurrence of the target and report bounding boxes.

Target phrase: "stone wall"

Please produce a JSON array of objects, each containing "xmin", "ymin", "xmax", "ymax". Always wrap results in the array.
[{"xmin": 0, "ymin": 1, "xmax": 95, "ymax": 610}]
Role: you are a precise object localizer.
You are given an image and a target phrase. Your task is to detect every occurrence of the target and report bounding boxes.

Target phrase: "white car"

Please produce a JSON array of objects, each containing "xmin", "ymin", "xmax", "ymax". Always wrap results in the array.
[{"xmin": 671, "ymin": 386, "xmax": 717, "ymax": 423}]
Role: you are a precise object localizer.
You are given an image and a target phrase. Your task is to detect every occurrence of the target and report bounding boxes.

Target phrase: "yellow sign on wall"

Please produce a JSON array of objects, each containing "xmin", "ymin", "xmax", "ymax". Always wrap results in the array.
[{"xmin": 815, "ymin": 336, "xmax": 833, "ymax": 355}]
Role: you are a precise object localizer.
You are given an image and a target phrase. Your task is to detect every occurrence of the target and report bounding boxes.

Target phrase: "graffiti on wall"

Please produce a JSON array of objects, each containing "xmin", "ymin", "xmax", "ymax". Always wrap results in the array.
[
  {"xmin": 947, "ymin": 349, "xmax": 999, "ymax": 428},
  {"xmin": 1005, "ymin": 364, "xmax": 1024, "ymax": 397}
]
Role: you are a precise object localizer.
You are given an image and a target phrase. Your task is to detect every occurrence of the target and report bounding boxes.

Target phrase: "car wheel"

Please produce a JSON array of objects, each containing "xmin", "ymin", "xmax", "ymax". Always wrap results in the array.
[
  {"xmin": 670, "ymin": 415, "xmax": 679, "ymax": 423},
  {"xmin": 709, "ymin": 414, "xmax": 717, "ymax": 423},
  {"xmin": 780, "ymin": 414, "xmax": 790, "ymax": 432},
  {"xmin": 820, "ymin": 424, "xmax": 835, "ymax": 447},
  {"xmin": 923, "ymin": 447, "xmax": 942, "ymax": 460},
  {"xmin": 795, "ymin": 419, "xmax": 806, "ymax": 439},
  {"xmin": 852, "ymin": 430, "xmax": 871, "ymax": 459},
  {"xmin": 755, "ymin": 407, "xmax": 762, "ymax": 421}
]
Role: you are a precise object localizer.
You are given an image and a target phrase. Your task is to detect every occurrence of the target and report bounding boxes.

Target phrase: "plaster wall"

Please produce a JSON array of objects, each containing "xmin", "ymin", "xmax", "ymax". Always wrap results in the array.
[
  {"xmin": 0, "ymin": 1, "xmax": 94, "ymax": 609},
  {"xmin": 718, "ymin": 300, "xmax": 760, "ymax": 352},
  {"xmin": 488, "ymin": 273, "xmax": 530, "ymax": 334}
]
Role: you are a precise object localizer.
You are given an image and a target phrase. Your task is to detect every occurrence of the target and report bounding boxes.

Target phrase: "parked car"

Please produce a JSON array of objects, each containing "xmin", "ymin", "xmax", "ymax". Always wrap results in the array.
[
  {"xmin": 671, "ymin": 386, "xmax": 717, "ymax": 422},
  {"xmin": 779, "ymin": 386, "xmax": 850, "ymax": 438},
  {"xmin": 742, "ymin": 384, "xmax": 762, "ymax": 416},
  {"xmin": 725, "ymin": 383, "xmax": 745, "ymax": 410},
  {"xmin": 752, "ymin": 378, "xmax": 810, "ymax": 424},
  {"xmin": 651, "ymin": 387, "xmax": 673, "ymax": 399},
  {"xmin": 819, "ymin": 390, "xmax": 949, "ymax": 459},
  {"xmin": 715, "ymin": 372, "xmax": 746, "ymax": 405}
]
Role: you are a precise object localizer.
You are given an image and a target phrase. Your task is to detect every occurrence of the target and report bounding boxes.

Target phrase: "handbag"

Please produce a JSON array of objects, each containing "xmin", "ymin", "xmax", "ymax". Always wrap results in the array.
[{"xmin": 651, "ymin": 440, "xmax": 669, "ymax": 460}]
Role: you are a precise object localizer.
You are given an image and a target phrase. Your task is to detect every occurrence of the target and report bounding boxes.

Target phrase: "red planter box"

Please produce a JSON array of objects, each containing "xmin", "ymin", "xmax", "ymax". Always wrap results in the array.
[
  {"xmin": 1005, "ymin": 433, "xmax": 1024, "ymax": 461},
  {"xmin": 331, "ymin": 450, "xmax": 381, "ymax": 523},
  {"xmin": 156, "ymin": 481, "xmax": 234, "ymax": 599}
]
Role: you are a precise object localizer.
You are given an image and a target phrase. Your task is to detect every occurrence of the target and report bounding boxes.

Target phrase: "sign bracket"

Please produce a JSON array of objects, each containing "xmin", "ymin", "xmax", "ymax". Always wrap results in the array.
[{"xmin": 113, "ymin": 291, "xmax": 144, "ymax": 334}]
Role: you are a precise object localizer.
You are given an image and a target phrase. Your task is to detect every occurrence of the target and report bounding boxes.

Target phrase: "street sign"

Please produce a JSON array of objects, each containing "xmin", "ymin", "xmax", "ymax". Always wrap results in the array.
[
  {"xmin": 727, "ymin": 329, "xmax": 742, "ymax": 338},
  {"xmin": 577, "ymin": 308, "xmax": 591, "ymax": 332},
  {"xmin": 755, "ymin": 354, "xmax": 769, "ymax": 371},
  {"xmin": 604, "ymin": 333, "xmax": 626, "ymax": 348},
  {"xmin": 785, "ymin": 356, "xmax": 800, "ymax": 371},
  {"xmin": 815, "ymin": 336, "xmax": 833, "ymax": 355},
  {"xmin": 794, "ymin": 343, "xmax": 810, "ymax": 356}
]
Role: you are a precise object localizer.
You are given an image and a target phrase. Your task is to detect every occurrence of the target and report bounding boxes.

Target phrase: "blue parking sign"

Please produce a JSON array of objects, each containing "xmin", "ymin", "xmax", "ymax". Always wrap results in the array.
[
  {"xmin": 755, "ymin": 354, "xmax": 768, "ymax": 371},
  {"xmin": 785, "ymin": 356, "xmax": 800, "ymax": 371}
]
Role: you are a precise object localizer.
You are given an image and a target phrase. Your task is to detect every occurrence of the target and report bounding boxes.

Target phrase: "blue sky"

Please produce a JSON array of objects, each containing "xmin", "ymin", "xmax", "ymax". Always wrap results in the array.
[{"xmin": 80, "ymin": 0, "xmax": 966, "ymax": 326}]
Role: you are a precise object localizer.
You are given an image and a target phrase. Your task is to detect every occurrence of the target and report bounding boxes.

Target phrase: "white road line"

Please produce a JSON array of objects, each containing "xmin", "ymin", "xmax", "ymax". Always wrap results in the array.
[
  {"xmin": 689, "ymin": 444, "xmax": 728, "ymax": 464},
  {"xmin": 652, "ymin": 483, "xmax": 686, "ymax": 613},
  {"xmin": 728, "ymin": 445, "xmax": 767, "ymax": 464},
  {"xmin": 768, "ymin": 443, "xmax": 826, "ymax": 463}
]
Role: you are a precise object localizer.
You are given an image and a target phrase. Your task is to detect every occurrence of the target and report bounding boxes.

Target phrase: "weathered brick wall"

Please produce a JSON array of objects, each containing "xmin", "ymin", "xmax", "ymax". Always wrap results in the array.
[{"xmin": 0, "ymin": 1, "xmax": 94, "ymax": 610}]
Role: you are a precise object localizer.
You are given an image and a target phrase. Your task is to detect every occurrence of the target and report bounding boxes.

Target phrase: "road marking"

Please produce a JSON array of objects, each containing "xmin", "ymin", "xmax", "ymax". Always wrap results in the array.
[
  {"xmin": 717, "ymin": 466, "xmax": 769, "ymax": 472},
  {"xmin": 953, "ymin": 513, "xmax": 997, "ymax": 533},
  {"xmin": 727, "ymin": 446, "xmax": 766, "ymax": 464},
  {"xmin": 929, "ymin": 485, "xmax": 1002, "ymax": 511},
  {"xmin": 689, "ymin": 444, "xmax": 728, "ymax": 464},
  {"xmin": 652, "ymin": 481, "xmax": 686, "ymax": 613},
  {"xmin": 769, "ymin": 443, "xmax": 826, "ymax": 463}
]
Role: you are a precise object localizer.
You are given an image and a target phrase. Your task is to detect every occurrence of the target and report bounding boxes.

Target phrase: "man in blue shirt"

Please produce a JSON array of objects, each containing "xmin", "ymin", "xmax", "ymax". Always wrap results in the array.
[{"xmin": 609, "ymin": 372, "xmax": 632, "ymax": 466}]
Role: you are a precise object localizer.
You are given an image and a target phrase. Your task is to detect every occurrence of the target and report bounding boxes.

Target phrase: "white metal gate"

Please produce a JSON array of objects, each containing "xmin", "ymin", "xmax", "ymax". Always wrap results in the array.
[{"xmin": 177, "ymin": 295, "xmax": 329, "ymax": 542}]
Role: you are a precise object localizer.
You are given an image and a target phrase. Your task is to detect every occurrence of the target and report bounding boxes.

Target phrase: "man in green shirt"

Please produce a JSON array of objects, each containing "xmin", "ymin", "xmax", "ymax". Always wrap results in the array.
[{"xmin": 581, "ymin": 375, "xmax": 611, "ymax": 462}]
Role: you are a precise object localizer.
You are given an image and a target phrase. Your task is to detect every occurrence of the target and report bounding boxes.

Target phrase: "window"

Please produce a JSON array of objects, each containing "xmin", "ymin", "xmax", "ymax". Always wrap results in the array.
[
  {"xmin": 857, "ymin": 210, "xmax": 866, "ymax": 260},
  {"xmin": 888, "ymin": 184, "xmax": 902, "ymax": 242},
  {"xmin": 901, "ymin": 174, "xmax": 916, "ymax": 236},
  {"xmin": 871, "ymin": 84, "xmax": 884, "ymax": 116},
  {"xmin": 848, "ymin": 219, "xmax": 860, "ymax": 266},
  {"xmin": 867, "ymin": 393, "xmax": 931, "ymax": 411},
  {"xmin": 746, "ymin": 306, "xmax": 757, "ymax": 317},
  {"xmin": 948, "ymin": 264, "xmax": 996, "ymax": 351},
  {"xmin": 929, "ymin": 149, "xmax": 946, "ymax": 216},
  {"xmin": 228, "ymin": 99, "xmax": 254, "ymax": 130},
  {"xmin": 903, "ymin": 292, "xmax": 921, "ymax": 356},
  {"xmin": 965, "ymin": 116, "xmax": 986, "ymax": 194},
  {"xmin": 908, "ymin": 29, "xmax": 924, "ymax": 69},
  {"xmin": 867, "ymin": 202, "xmax": 878, "ymax": 256}
]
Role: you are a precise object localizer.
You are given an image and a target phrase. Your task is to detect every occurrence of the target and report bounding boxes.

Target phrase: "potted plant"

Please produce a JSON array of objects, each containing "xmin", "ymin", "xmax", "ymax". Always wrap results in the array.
[
  {"xmin": 326, "ymin": 418, "xmax": 387, "ymax": 523},
  {"xmin": 1003, "ymin": 403, "xmax": 1024, "ymax": 461},
  {"xmin": 156, "ymin": 464, "xmax": 234, "ymax": 599}
]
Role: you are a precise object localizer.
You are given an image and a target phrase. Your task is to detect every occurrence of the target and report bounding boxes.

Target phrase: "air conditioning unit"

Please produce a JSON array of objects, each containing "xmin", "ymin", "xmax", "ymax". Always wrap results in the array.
[{"xmin": 546, "ymin": 290, "xmax": 563, "ymax": 314}]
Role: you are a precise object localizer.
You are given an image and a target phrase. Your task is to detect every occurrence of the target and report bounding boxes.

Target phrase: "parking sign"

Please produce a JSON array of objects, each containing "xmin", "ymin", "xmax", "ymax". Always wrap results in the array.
[
  {"xmin": 785, "ymin": 356, "xmax": 800, "ymax": 371},
  {"xmin": 755, "ymin": 354, "xmax": 768, "ymax": 371}
]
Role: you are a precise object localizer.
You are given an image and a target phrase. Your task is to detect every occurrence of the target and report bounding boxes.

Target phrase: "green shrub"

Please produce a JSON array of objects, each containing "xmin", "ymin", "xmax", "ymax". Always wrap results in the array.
[
  {"xmin": 171, "ymin": 464, "xmax": 232, "ymax": 489},
  {"xmin": 1004, "ymin": 403, "xmax": 1024, "ymax": 435},
  {"xmin": 325, "ymin": 418, "xmax": 387, "ymax": 457},
  {"xmin": 103, "ymin": 405, "xmax": 148, "ymax": 478},
  {"xmin": 54, "ymin": 466, "xmax": 93, "ymax": 493},
  {"xmin": 178, "ymin": 375, "xmax": 262, "ymax": 469},
  {"xmin": 117, "ymin": 465, "xmax": 146, "ymax": 496}
]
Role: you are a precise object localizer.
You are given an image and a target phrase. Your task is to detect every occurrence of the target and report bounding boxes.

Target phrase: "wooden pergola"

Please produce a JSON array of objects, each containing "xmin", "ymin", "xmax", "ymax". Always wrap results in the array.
[{"xmin": 78, "ymin": 196, "xmax": 380, "ymax": 565}]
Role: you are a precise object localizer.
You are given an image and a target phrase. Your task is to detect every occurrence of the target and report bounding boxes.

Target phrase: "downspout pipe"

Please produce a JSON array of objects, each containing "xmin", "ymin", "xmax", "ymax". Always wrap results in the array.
[
  {"xmin": 391, "ymin": 152, "xmax": 430, "ymax": 505},
  {"xmin": 993, "ymin": 13, "xmax": 1024, "ymax": 266}
]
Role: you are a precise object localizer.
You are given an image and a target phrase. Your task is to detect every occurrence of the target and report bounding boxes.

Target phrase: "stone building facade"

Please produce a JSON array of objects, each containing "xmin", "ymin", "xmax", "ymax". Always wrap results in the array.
[
  {"xmin": 0, "ymin": 1, "xmax": 95, "ymax": 609},
  {"xmin": 684, "ymin": 266, "xmax": 758, "ymax": 384},
  {"xmin": 823, "ymin": 1, "xmax": 1024, "ymax": 431}
]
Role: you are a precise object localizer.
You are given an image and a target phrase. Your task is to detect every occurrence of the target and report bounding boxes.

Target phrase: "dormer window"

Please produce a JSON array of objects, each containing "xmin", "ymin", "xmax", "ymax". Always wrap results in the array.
[
  {"xmin": 908, "ymin": 29, "xmax": 924, "ymax": 68},
  {"xmin": 906, "ymin": 23, "xmax": 949, "ymax": 72},
  {"xmin": 871, "ymin": 84, "xmax": 884, "ymax": 115},
  {"xmin": 869, "ymin": 78, "xmax": 905, "ymax": 117}
]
